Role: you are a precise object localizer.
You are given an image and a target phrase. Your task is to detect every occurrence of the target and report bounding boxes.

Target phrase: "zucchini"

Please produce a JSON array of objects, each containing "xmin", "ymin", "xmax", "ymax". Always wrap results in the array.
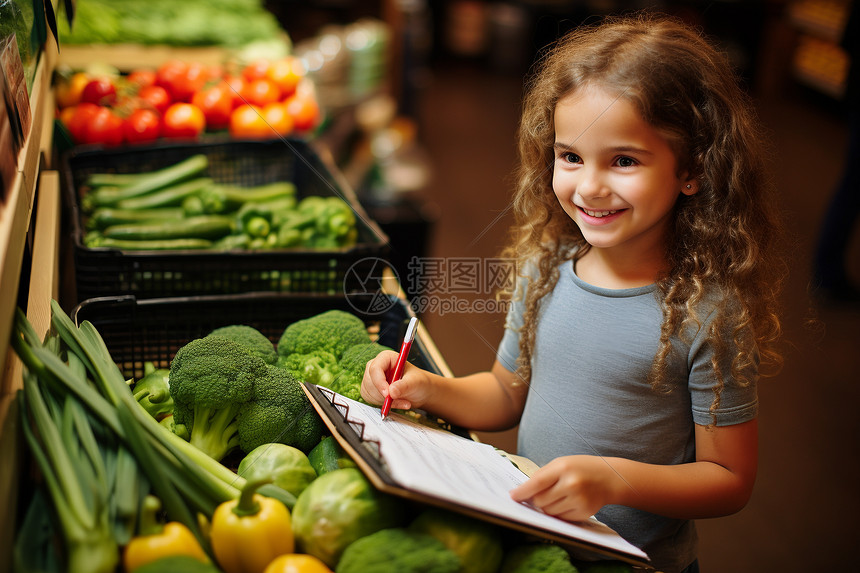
[
  {"xmin": 83, "ymin": 154, "xmax": 209, "ymax": 207},
  {"xmin": 115, "ymin": 178, "xmax": 213, "ymax": 210},
  {"xmin": 87, "ymin": 207, "xmax": 186, "ymax": 230},
  {"xmin": 307, "ymin": 435, "xmax": 356, "ymax": 476},
  {"xmin": 103, "ymin": 215, "xmax": 235, "ymax": 241}
]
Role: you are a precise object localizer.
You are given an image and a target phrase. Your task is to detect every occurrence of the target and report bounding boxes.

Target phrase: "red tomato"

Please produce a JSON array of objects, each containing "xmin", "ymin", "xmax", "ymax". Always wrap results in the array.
[
  {"xmin": 80, "ymin": 77, "xmax": 118, "ymax": 106},
  {"xmin": 191, "ymin": 84, "xmax": 233, "ymax": 130},
  {"xmin": 63, "ymin": 102, "xmax": 101, "ymax": 144},
  {"xmin": 82, "ymin": 106, "xmax": 125, "ymax": 146},
  {"xmin": 123, "ymin": 108, "xmax": 161, "ymax": 144},
  {"xmin": 266, "ymin": 56, "xmax": 304, "ymax": 99},
  {"xmin": 162, "ymin": 103, "xmax": 206, "ymax": 139},
  {"xmin": 229, "ymin": 104, "xmax": 270, "ymax": 139},
  {"xmin": 241, "ymin": 59, "xmax": 271, "ymax": 82},
  {"xmin": 137, "ymin": 85, "xmax": 172, "ymax": 115},
  {"xmin": 221, "ymin": 75, "xmax": 246, "ymax": 109},
  {"xmin": 260, "ymin": 102, "xmax": 294, "ymax": 138},
  {"xmin": 126, "ymin": 69, "xmax": 157, "ymax": 88},
  {"xmin": 284, "ymin": 94, "xmax": 321, "ymax": 132},
  {"xmin": 155, "ymin": 60, "xmax": 189, "ymax": 99},
  {"xmin": 239, "ymin": 78, "xmax": 281, "ymax": 107}
]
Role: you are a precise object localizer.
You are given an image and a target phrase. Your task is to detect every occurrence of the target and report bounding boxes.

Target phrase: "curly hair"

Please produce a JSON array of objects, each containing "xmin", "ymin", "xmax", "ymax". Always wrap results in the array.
[{"xmin": 501, "ymin": 12, "xmax": 785, "ymax": 413}]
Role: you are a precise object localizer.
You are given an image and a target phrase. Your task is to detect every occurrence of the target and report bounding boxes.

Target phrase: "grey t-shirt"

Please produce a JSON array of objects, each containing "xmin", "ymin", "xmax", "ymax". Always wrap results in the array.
[{"xmin": 496, "ymin": 260, "xmax": 758, "ymax": 573}]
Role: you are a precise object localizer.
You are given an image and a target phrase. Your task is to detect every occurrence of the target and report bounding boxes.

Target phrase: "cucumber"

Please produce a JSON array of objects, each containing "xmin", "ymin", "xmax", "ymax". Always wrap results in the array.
[
  {"xmin": 102, "ymin": 215, "xmax": 235, "ymax": 241},
  {"xmin": 307, "ymin": 435, "xmax": 356, "ymax": 476},
  {"xmin": 115, "ymin": 178, "xmax": 213, "ymax": 210},
  {"xmin": 83, "ymin": 154, "xmax": 209, "ymax": 207},
  {"xmin": 87, "ymin": 207, "xmax": 186, "ymax": 230},
  {"xmin": 86, "ymin": 237, "xmax": 214, "ymax": 251}
]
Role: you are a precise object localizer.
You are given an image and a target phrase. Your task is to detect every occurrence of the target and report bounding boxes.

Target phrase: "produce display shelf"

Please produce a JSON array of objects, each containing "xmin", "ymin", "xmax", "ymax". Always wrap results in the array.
[{"xmin": 61, "ymin": 137, "xmax": 391, "ymax": 302}]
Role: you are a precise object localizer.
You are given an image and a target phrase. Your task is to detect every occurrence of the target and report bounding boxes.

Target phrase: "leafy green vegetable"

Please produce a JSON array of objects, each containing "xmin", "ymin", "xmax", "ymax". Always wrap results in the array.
[
  {"xmin": 292, "ymin": 468, "xmax": 404, "ymax": 567},
  {"xmin": 500, "ymin": 543, "xmax": 580, "ymax": 573},
  {"xmin": 238, "ymin": 443, "xmax": 317, "ymax": 498},
  {"xmin": 336, "ymin": 528, "xmax": 461, "ymax": 573}
]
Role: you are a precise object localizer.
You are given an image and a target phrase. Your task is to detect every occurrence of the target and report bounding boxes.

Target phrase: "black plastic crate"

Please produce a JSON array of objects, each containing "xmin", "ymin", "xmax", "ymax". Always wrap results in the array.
[
  {"xmin": 61, "ymin": 138, "xmax": 390, "ymax": 302},
  {"xmin": 70, "ymin": 292, "xmax": 440, "ymax": 382}
]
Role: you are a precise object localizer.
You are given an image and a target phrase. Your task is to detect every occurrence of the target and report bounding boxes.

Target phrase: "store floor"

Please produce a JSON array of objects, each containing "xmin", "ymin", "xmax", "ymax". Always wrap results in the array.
[{"xmin": 403, "ymin": 60, "xmax": 859, "ymax": 571}]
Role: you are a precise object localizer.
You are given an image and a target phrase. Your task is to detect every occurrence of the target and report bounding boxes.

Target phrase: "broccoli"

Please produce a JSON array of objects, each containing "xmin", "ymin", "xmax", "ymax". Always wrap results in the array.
[
  {"xmin": 237, "ymin": 364, "xmax": 326, "ymax": 454},
  {"xmin": 168, "ymin": 335, "xmax": 269, "ymax": 461},
  {"xmin": 277, "ymin": 310, "xmax": 371, "ymax": 362},
  {"xmin": 329, "ymin": 342, "xmax": 392, "ymax": 402},
  {"xmin": 336, "ymin": 528, "xmax": 461, "ymax": 573},
  {"xmin": 280, "ymin": 349, "xmax": 341, "ymax": 386},
  {"xmin": 132, "ymin": 363, "xmax": 173, "ymax": 421},
  {"xmin": 500, "ymin": 543, "xmax": 580, "ymax": 573},
  {"xmin": 207, "ymin": 324, "xmax": 278, "ymax": 364}
]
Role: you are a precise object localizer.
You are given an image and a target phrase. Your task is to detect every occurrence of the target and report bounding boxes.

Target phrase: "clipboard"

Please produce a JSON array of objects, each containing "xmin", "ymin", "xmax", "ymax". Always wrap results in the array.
[{"xmin": 301, "ymin": 383, "xmax": 652, "ymax": 569}]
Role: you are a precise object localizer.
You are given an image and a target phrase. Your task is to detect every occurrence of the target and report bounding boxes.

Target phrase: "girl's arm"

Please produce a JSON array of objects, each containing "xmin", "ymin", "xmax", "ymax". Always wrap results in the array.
[
  {"xmin": 510, "ymin": 419, "xmax": 758, "ymax": 521},
  {"xmin": 361, "ymin": 353, "xmax": 527, "ymax": 431}
]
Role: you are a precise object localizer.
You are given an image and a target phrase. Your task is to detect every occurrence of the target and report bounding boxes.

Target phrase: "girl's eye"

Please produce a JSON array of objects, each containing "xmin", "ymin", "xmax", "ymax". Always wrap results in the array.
[
  {"xmin": 616, "ymin": 156, "xmax": 637, "ymax": 167},
  {"xmin": 561, "ymin": 152, "xmax": 581, "ymax": 164}
]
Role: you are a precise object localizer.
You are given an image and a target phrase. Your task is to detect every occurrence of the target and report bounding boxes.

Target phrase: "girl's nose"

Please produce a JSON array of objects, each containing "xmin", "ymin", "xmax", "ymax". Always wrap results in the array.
[{"xmin": 576, "ymin": 167, "xmax": 609, "ymax": 199}]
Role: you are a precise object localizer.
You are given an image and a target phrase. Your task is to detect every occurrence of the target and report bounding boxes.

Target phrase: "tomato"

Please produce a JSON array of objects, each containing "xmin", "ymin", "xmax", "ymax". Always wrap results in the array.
[
  {"xmin": 284, "ymin": 94, "xmax": 321, "ymax": 132},
  {"xmin": 229, "ymin": 104, "xmax": 270, "ymax": 139},
  {"xmin": 263, "ymin": 553, "xmax": 332, "ymax": 573},
  {"xmin": 126, "ymin": 69, "xmax": 157, "ymax": 88},
  {"xmin": 55, "ymin": 72, "xmax": 91, "ymax": 108},
  {"xmin": 123, "ymin": 108, "xmax": 161, "ymax": 144},
  {"xmin": 81, "ymin": 106, "xmax": 125, "ymax": 146},
  {"xmin": 156, "ymin": 60, "xmax": 212, "ymax": 103},
  {"xmin": 80, "ymin": 77, "xmax": 118, "ymax": 106},
  {"xmin": 221, "ymin": 75, "xmax": 246, "ymax": 109},
  {"xmin": 261, "ymin": 102, "xmax": 294, "ymax": 138},
  {"xmin": 63, "ymin": 102, "xmax": 101, "ymax": 144},
  {"xmin": 162, "ymin": 103, "xmax": 206, "ymax": 139},
  {"xmin": 137, "ymin": 84, "xmax": 172, "ymax": 115},
  {"xmin": 241, "ymin": 59, "xmax": 271, "ymax": 82},
  {"xmin": 239, "ymin": 78, "xmax": 281, "ymax": 107},
  {"xmin": 266, "ymin": 56, "xmax": 304, "ymax": 99},
  {"xmin": 191, "ymin": 84, "xmax": 233, "ymax": 130}
]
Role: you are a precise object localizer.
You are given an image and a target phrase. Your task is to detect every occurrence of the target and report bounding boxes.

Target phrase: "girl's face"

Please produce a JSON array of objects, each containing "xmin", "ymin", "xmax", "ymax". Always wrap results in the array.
[{"xmin": 552, "ymin": 86, "xmax": 696, "ymax": 261}]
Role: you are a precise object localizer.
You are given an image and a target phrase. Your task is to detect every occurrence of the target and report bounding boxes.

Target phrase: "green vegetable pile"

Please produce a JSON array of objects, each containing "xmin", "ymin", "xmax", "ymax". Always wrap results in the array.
[
  {"xmin": 79, "ymin": 154, "xmax": 360, "ymax": 251},
  {"xmin": 56, "ymin": 0, "xmax": 284, "ymax": 48}
]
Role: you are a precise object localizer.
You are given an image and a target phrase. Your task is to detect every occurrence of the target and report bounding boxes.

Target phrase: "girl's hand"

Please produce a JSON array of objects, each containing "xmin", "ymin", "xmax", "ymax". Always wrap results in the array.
[
  {"xmin": 360, "ymin": 350, "xmax": 433, "ymax": 411},
  {"xmin": 509, "ymin": 455, "xmax": 620, "ymax": 522}
]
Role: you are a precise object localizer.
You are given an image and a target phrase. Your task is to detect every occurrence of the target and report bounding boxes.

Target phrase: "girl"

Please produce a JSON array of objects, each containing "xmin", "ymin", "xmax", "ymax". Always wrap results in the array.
[{"xmin": 361, "ymin": 13, "xmax": 784, "ymax": 573}]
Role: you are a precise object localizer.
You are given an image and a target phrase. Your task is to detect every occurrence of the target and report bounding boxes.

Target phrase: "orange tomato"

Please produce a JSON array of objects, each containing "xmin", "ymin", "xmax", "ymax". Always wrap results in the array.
[
  {"xmin": 261, "ymin": 102, "xmax": 294, "ymax": 138},
  {"xmin": 229, "ymin": 104, "xmax": 270, "ymax": 139},
  {"xmin": 55, "ymin": 72, "xmax": 91, "ymax": 108},
  {"xmin": 266, "ymin": 56, "xmax": 304, "ymax": 99},
  {"xmin": 240, "ymin": 78, "xmax": 282, "ymax": 107},
  {"xmin": 221, "ymin": 75, "xmax": 246, "ymax": 109},
  {"xmin": 284, "ymin": 94, "xmax": 320, "ymax": 132},
  {"xmin": 162, "ymin": 103, "xmax": 206, "ymax": 139}
]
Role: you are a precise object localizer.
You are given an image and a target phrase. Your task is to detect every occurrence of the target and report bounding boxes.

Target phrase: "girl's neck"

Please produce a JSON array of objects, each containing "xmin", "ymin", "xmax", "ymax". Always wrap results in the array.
[{"xmin": 574, "ymin": 247, "xmax": 666, "ymax": 289}]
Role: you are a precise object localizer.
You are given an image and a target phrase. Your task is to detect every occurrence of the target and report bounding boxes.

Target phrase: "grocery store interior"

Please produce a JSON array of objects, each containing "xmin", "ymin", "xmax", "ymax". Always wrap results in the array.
[{"xmin": 2, "ymin": 0, "xmax": 859, "ymax": 572}]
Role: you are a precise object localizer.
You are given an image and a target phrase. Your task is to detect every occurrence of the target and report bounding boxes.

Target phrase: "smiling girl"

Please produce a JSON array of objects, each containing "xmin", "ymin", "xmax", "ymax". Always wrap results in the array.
[{"xmin": 362, "ymin": 13, "xmax": 785, "ymax": 572}]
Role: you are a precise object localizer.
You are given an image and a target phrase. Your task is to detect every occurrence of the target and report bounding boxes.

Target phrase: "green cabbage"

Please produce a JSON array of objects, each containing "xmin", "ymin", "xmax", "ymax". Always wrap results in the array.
[
  {"xmin": 291, "ymin": 468, "xmax": 404, "ymax": 568},
  {"xmin": 237, "ymin": 443, "xmax": 317, "ymax": 498}
]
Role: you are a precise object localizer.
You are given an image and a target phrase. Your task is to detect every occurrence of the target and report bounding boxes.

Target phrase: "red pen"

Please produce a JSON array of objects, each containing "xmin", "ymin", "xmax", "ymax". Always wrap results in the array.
[{"xmin": 381, "ymin": 316, "xmax": 418, "ymax": 419}]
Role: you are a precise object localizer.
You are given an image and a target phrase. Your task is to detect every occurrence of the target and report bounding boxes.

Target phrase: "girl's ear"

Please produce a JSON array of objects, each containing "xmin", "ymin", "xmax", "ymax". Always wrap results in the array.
[{"xmin": 682, "ymin": 180, "xmax": 698, "ymax": 196}]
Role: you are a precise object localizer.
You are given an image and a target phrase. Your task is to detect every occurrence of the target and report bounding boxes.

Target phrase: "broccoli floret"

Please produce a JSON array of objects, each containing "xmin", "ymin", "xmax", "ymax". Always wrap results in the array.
[
  {"xmin": 168, "ymin": 335, "xmax": 269, "ymax": 461},
  {"xmin": 280, "ymin": 349, "xmax": 341, "ymax": 386},
  {"xmin": 337, "ymin": 528, "xmax": 461, "ymax": 573},
  {"xmin": 277, "ymin": 310, "xmax": 371, "ymax": 361},
  {"xmin": 132, "ymin": 364, "xmax": 173, "ymax": 421},
  {"xmin": 207, "ymin": 324, "xmax": 278, "ymax": 365},
  {"xmin": 329, "ymin": 342, "xmax": 392, "ymax": 402},
  {"xmin": 500, "ymin": 543, "xmax": 579, "ymax": 573},
  {"xmin": 237, "ymin": 365, "xmax": 326, "ymax": 454}
]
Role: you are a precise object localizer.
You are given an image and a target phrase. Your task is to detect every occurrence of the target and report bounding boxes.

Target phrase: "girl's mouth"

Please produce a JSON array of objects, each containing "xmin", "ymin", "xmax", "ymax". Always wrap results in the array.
[
  {"xmin": 582, "ymin": 208, "xmax": 617, "ymax": 218},
  {"xmin": 576, "ymin": 206, "xmax": 625, "ymax": 225}
]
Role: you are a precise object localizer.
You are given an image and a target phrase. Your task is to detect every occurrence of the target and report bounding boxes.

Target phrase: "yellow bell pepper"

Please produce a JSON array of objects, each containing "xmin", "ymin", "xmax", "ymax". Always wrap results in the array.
[
  {"xmin": 123, "ymin": 496, "xmax": 210, "ymax": 572},
  {"xmin": 264, "ymin": 554, "xmax": 333, "ymax": 573},
  {"xmin": 210, "ymin": 477, "xmax": 294, "ymax": 573}
]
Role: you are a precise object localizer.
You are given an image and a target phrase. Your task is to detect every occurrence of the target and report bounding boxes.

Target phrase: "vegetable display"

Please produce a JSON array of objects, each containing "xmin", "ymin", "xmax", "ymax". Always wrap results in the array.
[
  {"xmin": 77, "ymin": 154, "xmax": 360, "ymax": 251},
  {"xmin": 11, "ymin": 302, "xmax": 637, "ymax": 572}
]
